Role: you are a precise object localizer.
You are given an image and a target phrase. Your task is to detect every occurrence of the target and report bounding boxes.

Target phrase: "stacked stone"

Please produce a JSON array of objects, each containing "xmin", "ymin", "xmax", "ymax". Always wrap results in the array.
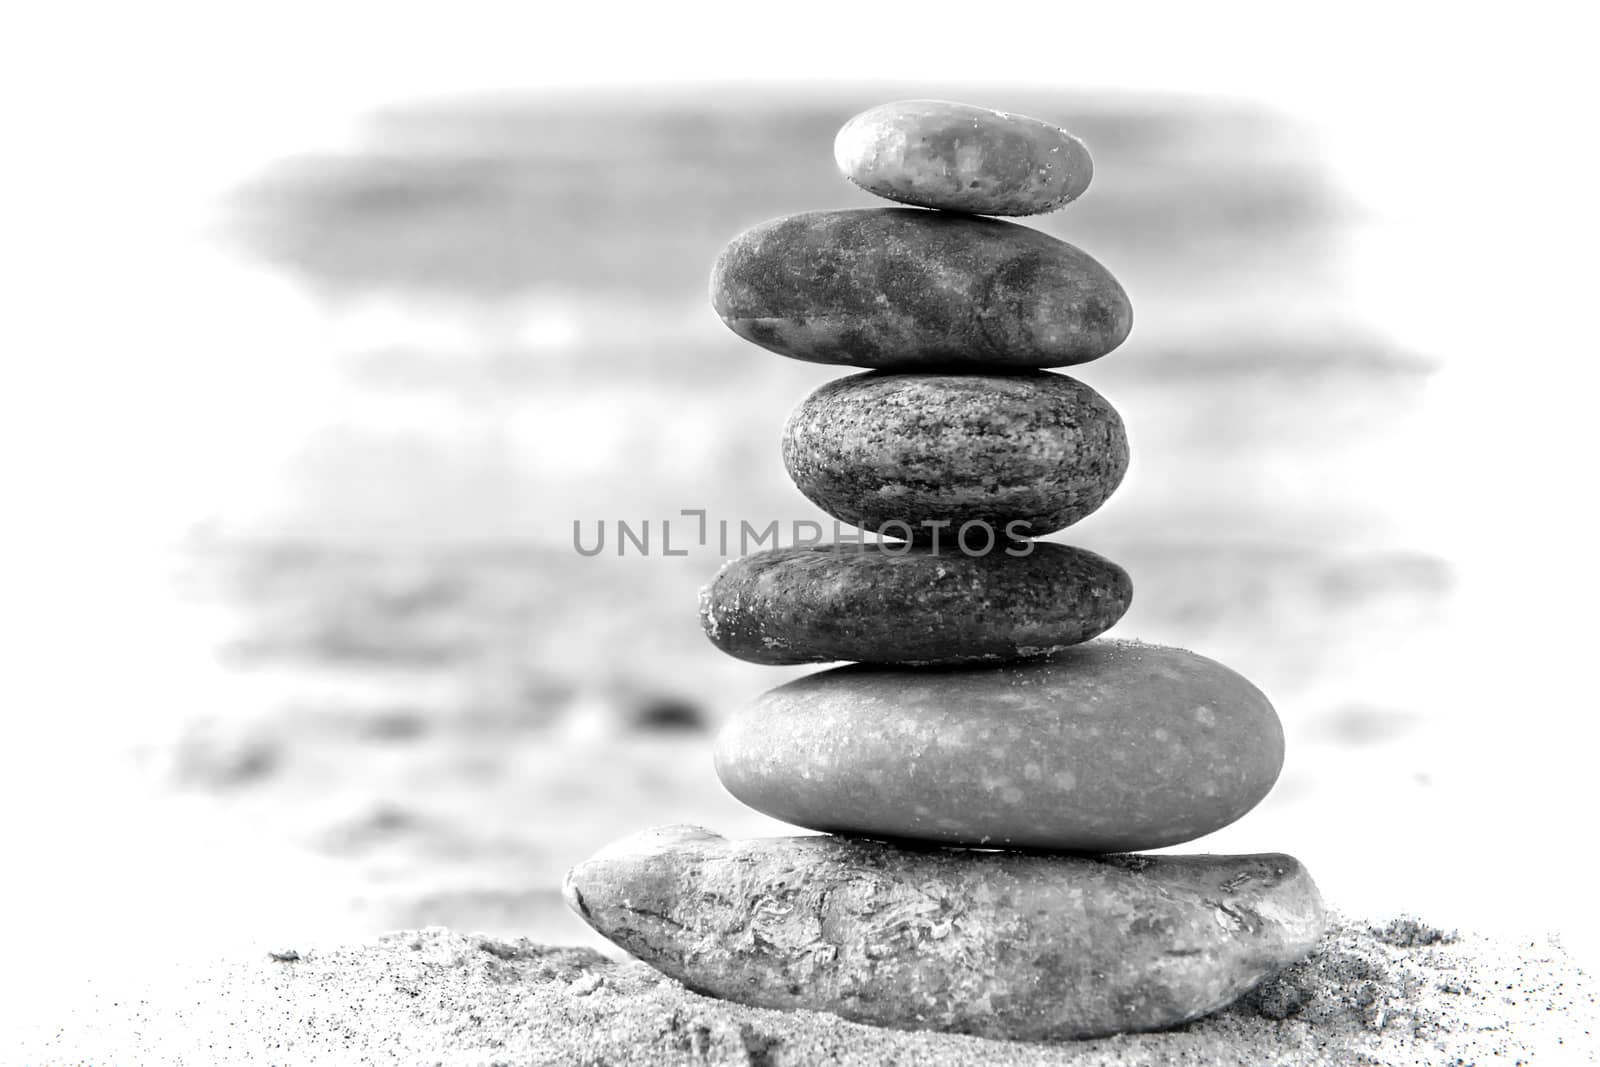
[{"xmin": 565, "ymin": 101, "xmax": 1325, "ymax": 1042}]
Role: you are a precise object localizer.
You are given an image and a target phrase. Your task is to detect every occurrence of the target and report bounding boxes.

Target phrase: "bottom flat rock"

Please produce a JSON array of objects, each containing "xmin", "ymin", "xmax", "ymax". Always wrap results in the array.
[{"xmin": 563, "ymin": 825, "xmax": 1326, "ymax": 1041}]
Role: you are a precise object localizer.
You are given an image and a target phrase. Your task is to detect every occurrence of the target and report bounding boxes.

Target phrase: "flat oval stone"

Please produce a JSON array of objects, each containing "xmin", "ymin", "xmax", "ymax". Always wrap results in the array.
[
  {"xmin": 700, "ymin": 542, "xmax": 1131, "ymax": 666},
  {"xmin": 835, "ymin": 100, "xmax": 1093, "ymax": 216},
  {"xmin": 783, "ymin": 372, "xmax": 1128, "ymax": 539},
  {"xmin": 564, "ymin": 825, "xmax": 1326, "ymax": 1041},
  {"xmin": 710, "ymin": 209, "xmax": 1131, "ymax": 370},
  {"xmin": 715, "ymin": 640, "xmax": 1283, "ymax": 851}
]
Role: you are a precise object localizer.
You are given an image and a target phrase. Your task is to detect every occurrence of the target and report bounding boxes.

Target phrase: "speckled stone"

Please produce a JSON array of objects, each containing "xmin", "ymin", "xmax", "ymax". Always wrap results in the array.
[
  {"xmin": 710, "ymin": 209, "xmax": 1131, "ymax": 370},
  {"xmin": 715, "ymin": 640, "xmax": 1283, "ymax": 852},
  {"xmin": 563, "ymin": 825, "xmax": 1326, "ymax": 1042},
  {"xmin": 783, "ymin": 372, "xmax": 1128, "ymax": 539},
  {"xmin": 699, "ymin": 541, "xmax": 1131, "ymax": 666},
  {"xmin": 835, "ymin": 100, "xmax": 1093, "ymax": 216}
]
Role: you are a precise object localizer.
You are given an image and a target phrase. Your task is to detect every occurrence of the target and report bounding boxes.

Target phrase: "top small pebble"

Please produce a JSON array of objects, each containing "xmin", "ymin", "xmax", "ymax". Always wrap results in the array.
[{"xmin": 835, "ymin": 100, "xmax": 1093, "ymax": 217}]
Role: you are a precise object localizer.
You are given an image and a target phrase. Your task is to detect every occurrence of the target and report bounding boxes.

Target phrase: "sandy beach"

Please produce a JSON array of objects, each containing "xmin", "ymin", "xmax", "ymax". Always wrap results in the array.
[{"xmin": 19, "ymin": 915, "xmax": 1594, "ymax": 1065}]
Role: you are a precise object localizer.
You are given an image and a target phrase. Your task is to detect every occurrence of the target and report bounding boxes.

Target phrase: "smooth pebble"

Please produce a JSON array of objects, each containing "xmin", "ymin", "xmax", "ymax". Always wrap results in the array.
[
  {"xmin": 715, "ymin": 640, "xmax": 1284, "ymax": 852},
  {"xmin": 783, "ymin": 372, "xmax": 1128, "ymax": 539},
  {"xmin": 711, "ymin": 209, "xmax": 1131, "ymax": 370},
  {"xmin": 835, "ymin": 99, "xmax": 1093, "ymax": 216},
  {"xmin": 700, "ymin": 541, "xmax": 1131, "ymax": 665}
]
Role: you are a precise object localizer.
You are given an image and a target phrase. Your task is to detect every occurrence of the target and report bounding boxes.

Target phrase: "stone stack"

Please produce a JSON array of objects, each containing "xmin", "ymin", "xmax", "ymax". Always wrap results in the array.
[{"xmin": 565, "ymin": 100, "xmax": 1325, "ymax": 1042}]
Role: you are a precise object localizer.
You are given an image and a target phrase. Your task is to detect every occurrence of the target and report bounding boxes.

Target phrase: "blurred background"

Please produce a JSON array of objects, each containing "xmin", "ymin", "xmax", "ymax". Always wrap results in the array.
[{"xmin": 3, "ymin": 1, "xmax": 1596, "ymax": 1017}]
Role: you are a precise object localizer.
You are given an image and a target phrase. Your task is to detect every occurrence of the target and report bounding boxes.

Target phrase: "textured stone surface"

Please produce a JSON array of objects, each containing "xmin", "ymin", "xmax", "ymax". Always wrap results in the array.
[
  {"xmin": 710, "ymin": 209, "xmax": 1131, "ymax": 370},
  {"xmin": 835, "ymin": 99, "xmax": 1094, "ymax": 216},
  {"xmin": 699, "ymin": 541, "xmax": 1131, "ymax": 666},
  {"xmin": 783, "ymin": 372, "xmax": 1128, "ymax": 539},
  {"xmin": 716, "ymin": 640, "xmax": 1283, "ymax": 851},
  {"xmin": 564, "ymin": 825, "xmax": 1326, "ymax": 1042}
]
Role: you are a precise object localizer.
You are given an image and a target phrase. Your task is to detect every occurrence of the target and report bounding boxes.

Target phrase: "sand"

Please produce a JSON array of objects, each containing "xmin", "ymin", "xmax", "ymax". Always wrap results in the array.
[{"xmin": 19, "ymin": 914, "xmax": 1594, "ymax": 1065}]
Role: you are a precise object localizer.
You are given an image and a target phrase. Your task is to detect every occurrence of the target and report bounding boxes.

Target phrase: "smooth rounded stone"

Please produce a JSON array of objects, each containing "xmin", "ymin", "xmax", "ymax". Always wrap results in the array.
[
  {"xmin": 710, "ymin": 209, "xmax": 1131, "ymax": 370},
  {"xmin": 563, "ymin": 825, "xmax": 1327, "ymax": 1042},
  {"xmin": 835, "ymin": 100, "xmax": 1093, "ymax": 216},
  {"xmin": 699, "ymin": 541, "xmax": 1131, "ymax": 666},
  {"xmin": 783, "ymin": 372, "xmax": 1128, "ymax": 539},
  {"xmin": 715, "ymin": 640, "xmax": 1283, "ymax": 851}
]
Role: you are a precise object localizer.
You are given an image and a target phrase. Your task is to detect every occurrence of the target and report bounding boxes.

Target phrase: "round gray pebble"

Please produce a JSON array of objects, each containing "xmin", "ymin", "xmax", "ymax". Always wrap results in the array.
[
  {"xmin": 834, "ymin": 99, "xmax": 1093, "ymax": 216},
  {"xmin": 714, "ymin": 639, "xmax": 1285, "ymax": 852},
  {"xmin": 700, "ymin": 541, "xmax": 1132, "ymax": 665},
  {"xmin": 782, "ymin": 372, "xmax": 1129, "ymax": 538},
  {"xmin": 710, "ymin": 209, "xmax": 1131, "ymax": 371}
]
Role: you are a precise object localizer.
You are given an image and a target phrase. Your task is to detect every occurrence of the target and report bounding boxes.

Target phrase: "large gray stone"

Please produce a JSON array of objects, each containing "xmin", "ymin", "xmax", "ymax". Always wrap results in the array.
[
  {"xmin": 783, "ymin": 372, "xmax": 1128, "ymax": 539},
  {"xmin": 699, "ymin": 541, "xmax": 1131, "ymax": 665},
  {"xmin": 710, "ymin": 209, "xmax": 1131, "ymax": 370},
  {"xmin": 563, "ymin": 826, "xmax": 1326, "ymax": 1042},
  {"xmin": 835, "ymin": 99, "xmax": 1094, "ymax": 216},
  {"xmin": 716, "ymin": 640, "xmax": 1283, "ymax": 851}
]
